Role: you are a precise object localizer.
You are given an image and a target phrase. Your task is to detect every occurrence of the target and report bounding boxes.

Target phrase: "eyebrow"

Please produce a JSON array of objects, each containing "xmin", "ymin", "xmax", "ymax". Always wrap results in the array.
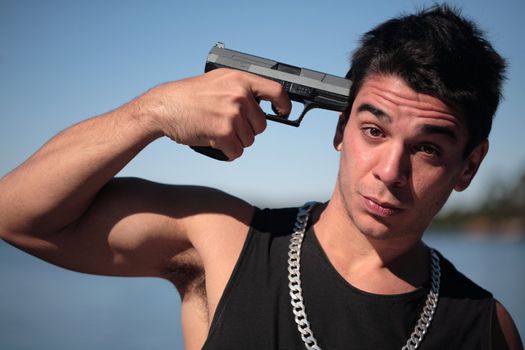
[{"xmin": 357, "ymin": 103, "xmax": 392, "ymax": 123}]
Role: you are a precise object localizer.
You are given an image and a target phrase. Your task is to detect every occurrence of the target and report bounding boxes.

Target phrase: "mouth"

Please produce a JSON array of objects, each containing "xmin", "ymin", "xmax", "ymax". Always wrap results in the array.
[{"xmin": 361, "ymin": 195, "xmax": 403, "ymax": 218}]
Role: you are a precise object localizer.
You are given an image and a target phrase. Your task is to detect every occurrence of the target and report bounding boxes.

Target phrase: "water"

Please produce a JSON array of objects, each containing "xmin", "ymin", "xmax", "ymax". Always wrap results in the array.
[
  {"xmin": 424, "ymin": 232, "xmax": 525, "ymax": 339},
  {"xmin": 1, "ymin": 232, "xmax": 524, "ymax": 349}
]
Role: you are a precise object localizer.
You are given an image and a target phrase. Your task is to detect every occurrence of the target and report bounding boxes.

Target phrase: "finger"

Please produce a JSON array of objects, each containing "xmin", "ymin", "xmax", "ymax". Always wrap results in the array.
[
  {"xmin": 208, "ymin": 122, "xmax": 245, "ymax": 160},
  {"xmin": 248, "ymin": 76, "xmax": 292, "ymax": 117},
  {"xmin": 245, "ymin": 95, "xmax": 267, "ymax": 136},
  {"xmin": 215, "ymin": 136, "xmax": 244, "ymax": 161},
  {"xmin": 234, "ymin": 114, "xmax": 256, "ymax": 148}
]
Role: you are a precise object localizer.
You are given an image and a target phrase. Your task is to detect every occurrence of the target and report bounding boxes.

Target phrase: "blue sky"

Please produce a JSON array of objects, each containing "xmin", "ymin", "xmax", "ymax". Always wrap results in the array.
[{"xmin": 1, "ymin": 0, "xmax": 524, "ymax": 212}]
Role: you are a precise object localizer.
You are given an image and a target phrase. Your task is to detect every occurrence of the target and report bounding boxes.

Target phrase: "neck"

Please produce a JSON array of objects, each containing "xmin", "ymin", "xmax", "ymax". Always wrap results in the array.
[{"xmin": 312, "ymin": 200, "xmax": 430, "ymax": 295}]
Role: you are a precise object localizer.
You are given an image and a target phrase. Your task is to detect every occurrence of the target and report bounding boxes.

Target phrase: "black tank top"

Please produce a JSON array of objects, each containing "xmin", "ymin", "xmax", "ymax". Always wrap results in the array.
[{"xmin": 202, "ymin": 207, "xmax": 495, "ymax": 350}]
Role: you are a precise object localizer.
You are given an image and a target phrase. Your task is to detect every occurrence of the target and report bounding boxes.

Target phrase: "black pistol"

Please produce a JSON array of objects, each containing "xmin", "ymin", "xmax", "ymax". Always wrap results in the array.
[{"xmin": 191, "ymin": 42, "xmax": 352, "ymax": 160}]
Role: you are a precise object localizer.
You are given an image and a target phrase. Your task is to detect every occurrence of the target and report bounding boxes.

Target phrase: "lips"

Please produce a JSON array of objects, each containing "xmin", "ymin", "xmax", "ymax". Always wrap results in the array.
[{"xmin": 362, "ymin": 195, "xmax": 402, "ymax": 217}]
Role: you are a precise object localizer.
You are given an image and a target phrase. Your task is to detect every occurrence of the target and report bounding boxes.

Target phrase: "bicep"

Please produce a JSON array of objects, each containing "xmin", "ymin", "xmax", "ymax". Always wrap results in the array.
[{"xmin": 6, "ymin": 178, "xmax": 242, "ymax": 278}]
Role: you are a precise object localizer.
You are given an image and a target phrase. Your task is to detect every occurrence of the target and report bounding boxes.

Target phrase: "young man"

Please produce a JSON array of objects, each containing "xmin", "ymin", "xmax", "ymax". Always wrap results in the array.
[{"xmin": 0, "ymin": 5, "xmax": 522, "ymax": 350}]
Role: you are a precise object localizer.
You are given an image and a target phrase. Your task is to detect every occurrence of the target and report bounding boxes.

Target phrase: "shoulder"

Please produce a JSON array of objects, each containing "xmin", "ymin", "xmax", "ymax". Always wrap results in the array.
[
  {"xmin": 436, "ymin": 251, "xmax": 492, "ymax": 300},
  {"xmin": 176, "ymin": 185, "xmax": 256, "ymax": 259},
  {"xmin": 435, "ymin": 251, "xmax": 523, "ymax": 349},
  {"xmin": 191, "ymin": 204, "xmax": 304, "ymax": 261},
  {"xmin": 492, "ymin": 301, "xmax": 524, "ymax": 350},
  {"xmin": 249, "ymin": 206, "xmax": 302, "ymax": 236}
]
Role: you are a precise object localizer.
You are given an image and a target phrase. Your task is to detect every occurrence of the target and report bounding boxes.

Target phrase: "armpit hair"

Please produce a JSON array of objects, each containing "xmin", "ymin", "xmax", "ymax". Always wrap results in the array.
[{"xmin": 163, "ymin": 248, "xmax": 207, "ymax": 302}]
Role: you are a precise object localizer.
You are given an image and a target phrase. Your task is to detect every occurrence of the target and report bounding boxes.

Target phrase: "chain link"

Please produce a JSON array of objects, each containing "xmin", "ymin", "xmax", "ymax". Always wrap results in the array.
[
  {"xmin": 288, "ymin": 202, "xmax": 321, "ymax": 350},
  {"xmin": 287, "ymin": 202, "xmax": 441, "ymax": 350},
  {"xmin": 401, "ymin": 249, "xmax": 441, "ymax": 350}
]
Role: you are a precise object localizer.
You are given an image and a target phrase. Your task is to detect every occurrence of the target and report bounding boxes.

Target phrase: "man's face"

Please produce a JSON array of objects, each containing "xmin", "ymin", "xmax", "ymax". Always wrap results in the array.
[{"xmin": 333, "ymin": 74, "xmax": 486, "ymax": 241}]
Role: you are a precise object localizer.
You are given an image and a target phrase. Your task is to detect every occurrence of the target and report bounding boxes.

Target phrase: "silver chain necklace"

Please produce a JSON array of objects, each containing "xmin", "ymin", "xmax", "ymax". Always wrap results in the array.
[{"xmin": 287, "ymin": 202, "xmax": 441, "ymax": 350}]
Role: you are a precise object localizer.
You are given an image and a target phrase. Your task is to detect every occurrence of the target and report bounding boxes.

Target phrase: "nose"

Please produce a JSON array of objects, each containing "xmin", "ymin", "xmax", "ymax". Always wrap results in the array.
[{"xmin": 373, "ymin": 144, "xmax": 410, "ymax": 188}]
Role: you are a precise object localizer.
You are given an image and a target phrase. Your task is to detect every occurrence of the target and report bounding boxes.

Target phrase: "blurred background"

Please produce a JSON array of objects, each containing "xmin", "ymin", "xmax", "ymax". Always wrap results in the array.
[{"xmin": 1, "ymin": 0, "xmax": 524, "ymax": 348}]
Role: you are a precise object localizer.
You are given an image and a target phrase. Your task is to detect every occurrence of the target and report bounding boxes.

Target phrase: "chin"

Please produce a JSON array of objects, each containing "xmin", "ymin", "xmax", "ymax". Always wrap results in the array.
[
  {"xmin": 357, "ymin": 222, "xmax": 398, "ymax": 240},
  {"xmin": 348, "ymin": 212, "xmax": 390, "ymax": 238},
  {"xmin": 354, "ymin": 212, "xmax": 421, "ymax": 241}
]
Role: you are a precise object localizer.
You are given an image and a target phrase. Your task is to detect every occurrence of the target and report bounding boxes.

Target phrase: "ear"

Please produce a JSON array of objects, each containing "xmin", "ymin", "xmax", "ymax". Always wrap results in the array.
[
  {"xmin": 333, "ymin": 113, "xmax": 347, "ymax": 151},
  {"xmin": 454, "ymin": 140, "xmax": 489, "ymax": 192}
]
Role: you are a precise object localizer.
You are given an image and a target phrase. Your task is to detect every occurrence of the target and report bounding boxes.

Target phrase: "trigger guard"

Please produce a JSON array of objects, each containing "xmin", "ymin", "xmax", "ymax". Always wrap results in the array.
[
  {"xmin": 256, "ymin": 95, "xmax": 317, "ymax": 127},
  {"xmin": 265, "ymin": 102, "xmax": 317, "ymax": 127}
]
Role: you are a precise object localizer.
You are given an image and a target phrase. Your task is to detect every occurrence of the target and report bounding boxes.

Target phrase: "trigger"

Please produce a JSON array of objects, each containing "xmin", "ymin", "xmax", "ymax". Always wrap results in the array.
[{"xmin": 255, "ymin": 98, "xmax": 283, "ymax": 117}]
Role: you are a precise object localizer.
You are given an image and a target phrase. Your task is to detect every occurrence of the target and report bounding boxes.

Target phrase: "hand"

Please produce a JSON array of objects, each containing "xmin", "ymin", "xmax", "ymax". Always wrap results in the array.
[{"xmin": 138, "ymin": 68, "xmax": 292, "ymax": 160}]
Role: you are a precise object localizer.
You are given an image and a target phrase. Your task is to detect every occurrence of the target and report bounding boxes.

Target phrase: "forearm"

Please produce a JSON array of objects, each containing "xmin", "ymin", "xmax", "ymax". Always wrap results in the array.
[{"xmin": 0, "ymin": 99, "xmax": 162, "ymax": 237}]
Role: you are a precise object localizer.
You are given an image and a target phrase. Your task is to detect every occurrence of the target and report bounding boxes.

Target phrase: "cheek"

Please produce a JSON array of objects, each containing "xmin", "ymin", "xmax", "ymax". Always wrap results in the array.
[
  {"xmin": 337, "ymin": 146, "xmax": 376, "ymax": 211},
  {"xmin": 339, "ymin": 141, "xmax": 365, "ymax": 185},
  {"xmin": 341, "ymin": 127, "xmax": 374, "ymax": 166},
  {"xmin": 411, "ymin": 168, "xmax": 457, "ymax": 209}
]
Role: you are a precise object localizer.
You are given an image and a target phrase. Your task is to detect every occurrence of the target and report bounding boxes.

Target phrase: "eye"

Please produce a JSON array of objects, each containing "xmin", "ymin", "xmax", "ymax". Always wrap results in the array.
[
  {"xmin": 363, "ymin": 127, "xmax": 384, "ymax": 139},
  {"xmin": 416, "ymin": 143, "xmax": 441, "ymax": 157}
]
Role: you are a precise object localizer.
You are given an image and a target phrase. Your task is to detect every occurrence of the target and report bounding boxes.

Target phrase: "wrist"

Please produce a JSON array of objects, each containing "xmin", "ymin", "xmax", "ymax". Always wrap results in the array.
[{"xmin": 124, "ymin": 92, "xmax": 167, "ymax": 142}]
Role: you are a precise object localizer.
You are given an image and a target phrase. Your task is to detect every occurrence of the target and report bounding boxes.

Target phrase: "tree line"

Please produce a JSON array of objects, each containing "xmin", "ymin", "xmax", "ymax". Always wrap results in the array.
[{"xmin": 431, "ymin": 168, "xmax": 525, "ymax": 234}]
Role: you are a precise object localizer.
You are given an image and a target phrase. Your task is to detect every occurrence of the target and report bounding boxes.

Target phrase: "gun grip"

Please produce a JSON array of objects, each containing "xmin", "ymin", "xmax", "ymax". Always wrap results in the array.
[
  {"xmin": 190, "ymin": 102, "xmax": 317, "ymax": 160},
  {"xmin": 190, "ymin": 146, "xmax": 230, "ymax": 161}
]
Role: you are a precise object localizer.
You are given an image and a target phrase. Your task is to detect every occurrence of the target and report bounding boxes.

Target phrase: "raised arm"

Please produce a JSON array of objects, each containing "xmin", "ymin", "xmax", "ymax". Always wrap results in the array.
[{"xmin": 0, "ymin": 69, "xmax": 291, "ymax": 278}]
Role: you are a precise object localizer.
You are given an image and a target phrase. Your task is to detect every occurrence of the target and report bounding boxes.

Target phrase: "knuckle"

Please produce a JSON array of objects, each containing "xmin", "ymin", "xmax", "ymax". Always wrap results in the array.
[
  {"xmin": 228, "ymin": 98, "xmax": 244, "ymax": 114},
  {"xmin": 244, "ymin": 133, "xmax": 255, "ymax": 147},
  {"xmin": 225, "ymin": 144, "xmax": 243, "ymax": 161},
  {"xmin": 226, "ymin": 91, "xmax": 248, "ymax": 111},
  {"xmin": 275, "ymin": 81, "xmax": 286, "ymax": 94},
  {"xmin": 253, "ymin": 118, "xmax": 267, "ymax": 135},
  {"xmin": 267, "ymin": 80, "xmax": 286, "ymax": 97},
  {"xmin": 232, "ymin": 145, "xmax": 244, "ymax": 159},
  {"xmin": 224, "ymin": 69, "xmax": 245, "ymax": 83}
]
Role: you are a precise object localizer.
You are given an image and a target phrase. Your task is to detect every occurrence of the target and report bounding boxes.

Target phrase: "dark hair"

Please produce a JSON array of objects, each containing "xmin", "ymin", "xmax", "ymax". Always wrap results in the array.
[{"xmin": 346, "ymin": 4, "xmax": 507, "ymax": 156}]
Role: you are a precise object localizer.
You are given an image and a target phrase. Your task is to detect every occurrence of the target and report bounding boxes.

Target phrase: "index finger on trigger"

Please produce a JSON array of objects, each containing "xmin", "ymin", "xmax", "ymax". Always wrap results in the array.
[{"xmin": 249, "ymin": 76, "xmax": 292, "ymax": 118}]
